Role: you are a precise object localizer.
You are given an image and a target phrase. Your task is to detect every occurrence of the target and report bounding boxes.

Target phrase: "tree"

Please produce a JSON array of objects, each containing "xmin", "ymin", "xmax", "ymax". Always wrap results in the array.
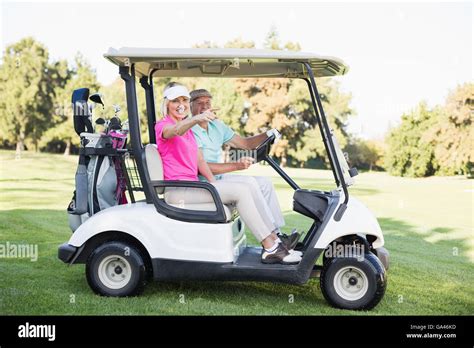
[
  {"xmin": 188, "ymin": 32, "xmax": 354, "ymax": 168},
  {"xmin": 286, "ymin": 79, "xmax": 353, "ymax": 167},
  {"xmin": 385, "ymin": 84, "xmax": 473, "ymax": 177},
  {"xmin": 232, "ymin": 30, "xmax": 296, "ymax": 166},
  {"xmin": 233, "ymin": 29, "xmax": 353, "ymax": 167},
  {"xmin": 425, "ymin": 83, "xmax": 474, "ymax": 175},
  {"xmin": 264, "ymin": 25, "xmax": 281, "ymax": 50},
  {"xmin": 365, "ymin": 140, "xmax": 386, "ymax": 171},
  {"xmin": 236, "ymin": 77, "xmax": 294, "ymax": 166},
  {"xmin": 188, "ymin": 38, "xmax": 252, "ymax": 130},
  {"xmin": 345, "ymin": 138, "xmax": 385, "ymax": 171},
  {"xmin": 224, "ymin": 37, "xmax": 255, "ymax": 49},
  {"xmin": 0, "ymin": 37, "xmax": 68, "ymax": 156},
  {"xmin": 385, "ymin": 102, "xmax": 439, "ymax": 177},
  {"xmin": 39, "ymin": 54, "xmax": 100, "ymax": 154},
  {"xmin": 101, "ymin": 76, "xmax": 153, "ymax": 144}
]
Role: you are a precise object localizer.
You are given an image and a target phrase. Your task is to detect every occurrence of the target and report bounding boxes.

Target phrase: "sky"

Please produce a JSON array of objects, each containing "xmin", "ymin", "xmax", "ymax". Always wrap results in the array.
[{"xmin": 1, "ymin": 1, "xmax": 472, "ymax": 138}]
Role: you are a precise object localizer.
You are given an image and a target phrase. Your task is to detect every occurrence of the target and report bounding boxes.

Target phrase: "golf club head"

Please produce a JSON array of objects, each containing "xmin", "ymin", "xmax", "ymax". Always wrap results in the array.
[
  {"xmin": 108, "ymin": 116, "xmax": 122, "ymax": 131},
  {"xmin": 90, "ymin": 93, "xmax": 105, "ymax": 108}
]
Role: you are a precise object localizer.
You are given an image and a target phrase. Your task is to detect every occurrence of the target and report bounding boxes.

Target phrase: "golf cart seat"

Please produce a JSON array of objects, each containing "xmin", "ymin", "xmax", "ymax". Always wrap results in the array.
[{"xmin": 144, "ymin": 144, "xmax": 235, "ymax": 221}]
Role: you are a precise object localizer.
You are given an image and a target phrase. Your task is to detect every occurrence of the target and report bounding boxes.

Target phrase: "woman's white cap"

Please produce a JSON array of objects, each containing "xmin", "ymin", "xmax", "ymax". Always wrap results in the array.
[{"xmin": 163, "ymin": 85, "xmax": 191, "ymax": 100}]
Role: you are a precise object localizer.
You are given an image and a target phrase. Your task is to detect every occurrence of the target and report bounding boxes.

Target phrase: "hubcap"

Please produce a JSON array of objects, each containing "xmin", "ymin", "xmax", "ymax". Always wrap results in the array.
[
  {"xmin": 333, "ymin": 266, "xmax": 369, "ymax": 301},
  {"xmin": 98, "ymin": 255, "xmax": 132, "ymax": 289}
]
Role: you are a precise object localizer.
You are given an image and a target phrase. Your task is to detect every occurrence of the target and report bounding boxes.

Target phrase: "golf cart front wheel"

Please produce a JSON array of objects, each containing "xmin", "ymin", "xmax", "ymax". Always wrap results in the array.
[
  {"xmin": 86, "ymin": 241, "xmax": 147, "ymax": 297},
  {"xmin": 320, "ymin": 253, "xmax": 386, "ymax": 310}
]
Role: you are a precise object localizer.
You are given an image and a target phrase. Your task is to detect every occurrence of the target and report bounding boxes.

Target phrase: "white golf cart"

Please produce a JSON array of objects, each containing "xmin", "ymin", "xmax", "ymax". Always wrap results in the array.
[{"xmin": 59, "ymin": 48, "xmax": 389, "ymax": 310}]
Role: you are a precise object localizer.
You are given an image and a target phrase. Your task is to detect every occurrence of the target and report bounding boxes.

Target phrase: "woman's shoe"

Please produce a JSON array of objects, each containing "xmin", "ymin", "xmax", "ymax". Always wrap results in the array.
[{"xmin": 289, "ymin": 249, "xmax": 303, "ymax": 257}]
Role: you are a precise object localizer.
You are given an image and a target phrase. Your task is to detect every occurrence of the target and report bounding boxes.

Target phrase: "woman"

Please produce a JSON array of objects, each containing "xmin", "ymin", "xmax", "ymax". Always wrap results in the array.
[{"xmin": 155, "ymin": 82, "xmax": 301, "ymax": 265}]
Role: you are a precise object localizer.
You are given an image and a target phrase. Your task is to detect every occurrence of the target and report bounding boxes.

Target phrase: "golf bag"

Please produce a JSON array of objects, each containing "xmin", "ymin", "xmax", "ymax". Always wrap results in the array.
[{"xmin": 67, "ymin": 88, "xmax": 128, "ymax": 232}]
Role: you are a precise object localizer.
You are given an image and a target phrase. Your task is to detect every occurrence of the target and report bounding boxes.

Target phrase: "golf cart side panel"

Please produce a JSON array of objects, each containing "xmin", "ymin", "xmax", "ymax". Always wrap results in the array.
[
  {"xmin": 150, "ymin": 197, "xmax": 339, "ymax": 285},
  {"xmin": 67, "ymin": 202, "xmax": 238, "ymax": 263},
  {"xmin": 150, "ymin": 254, "xmax": 307, "ymax": 284},
  {"xmin": 315, "ymin": 195, "xmax": 385, "ymax": 250}
]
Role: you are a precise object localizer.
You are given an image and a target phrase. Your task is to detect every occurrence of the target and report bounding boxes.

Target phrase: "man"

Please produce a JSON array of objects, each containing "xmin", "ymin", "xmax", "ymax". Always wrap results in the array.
[{"xmin": 190, "ymin": 89, "xmax": 301, "ymax": 251}]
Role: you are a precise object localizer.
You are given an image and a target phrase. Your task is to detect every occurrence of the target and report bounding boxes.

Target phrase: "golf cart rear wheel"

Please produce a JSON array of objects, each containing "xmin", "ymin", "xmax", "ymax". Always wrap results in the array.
[
  {"xmin": 320, "ymin": 253, "xmax": 386, "ymax": 310},
  {"xmin": 86, "ymin": 241, "xmax": 147, "ymax": 297}
]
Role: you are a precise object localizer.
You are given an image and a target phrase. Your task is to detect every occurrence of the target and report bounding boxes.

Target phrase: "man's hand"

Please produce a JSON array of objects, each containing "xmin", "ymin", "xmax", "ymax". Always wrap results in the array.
[
  {"xmin": 194, "ymin": 110, "xmax": 217, "ymax": 123},
  {"xmin": 235, "ymin": 156, "xmax": 255, "ymax": 170}
]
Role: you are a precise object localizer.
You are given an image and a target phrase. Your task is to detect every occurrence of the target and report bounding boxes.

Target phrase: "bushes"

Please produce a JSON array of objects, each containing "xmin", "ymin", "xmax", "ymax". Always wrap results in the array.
[
  {"xmin": 344, "ymin": 138, "xmax": 385, "ymax": 171},
  {"xmin": 385, "ymin": 102, "xmax": 438, "ymax": 177},
  {"xmin": 385, "ymin": 83, "xmax": 474, "ymax": 177}
]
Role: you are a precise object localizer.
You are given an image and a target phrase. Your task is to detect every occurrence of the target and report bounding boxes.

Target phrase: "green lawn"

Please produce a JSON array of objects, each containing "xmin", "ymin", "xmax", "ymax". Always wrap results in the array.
[{"xmin": 0, "ymin": 149, "xmax": 473, "ymax": 315}]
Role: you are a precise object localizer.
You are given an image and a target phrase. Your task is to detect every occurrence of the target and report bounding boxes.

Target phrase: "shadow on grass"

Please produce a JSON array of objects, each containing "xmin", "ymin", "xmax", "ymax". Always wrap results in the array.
[
  {"xmin": 430, "ymin": 227, "xmax": 453, "ymax": 234},
  {"xmin": 378, "ymin": 216, "xmax": 473, "ymax": 291},
  {"xmin": 373, "ymin": 216, "xmax": 472, "ymax": 263},
  {"xmin": 144, "ymin": 279, "xmax": 327, "ymax": 313}
]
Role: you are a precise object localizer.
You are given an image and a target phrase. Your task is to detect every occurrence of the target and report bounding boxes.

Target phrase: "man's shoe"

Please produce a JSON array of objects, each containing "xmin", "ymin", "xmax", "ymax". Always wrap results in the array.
[
  {"xmin": 279, "ymin": 229, "xmax": 301, "ymax": 251},
  {"xmin": 261, "ymin": 242, "xmax": 302, "ymax": 265}
]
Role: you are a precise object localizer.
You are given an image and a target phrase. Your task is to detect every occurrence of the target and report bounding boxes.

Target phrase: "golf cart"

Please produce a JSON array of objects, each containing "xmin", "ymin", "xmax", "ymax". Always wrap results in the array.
[{"xmin": 58, "ymin": 48, "xmax": 389, "ymax": 310}]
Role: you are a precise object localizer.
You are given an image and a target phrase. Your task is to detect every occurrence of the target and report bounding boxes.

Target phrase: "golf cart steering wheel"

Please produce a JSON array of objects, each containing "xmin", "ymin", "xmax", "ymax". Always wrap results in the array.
[{"xmin": 255, "ymin": 134, "xmax": 276, "ymax": 163}]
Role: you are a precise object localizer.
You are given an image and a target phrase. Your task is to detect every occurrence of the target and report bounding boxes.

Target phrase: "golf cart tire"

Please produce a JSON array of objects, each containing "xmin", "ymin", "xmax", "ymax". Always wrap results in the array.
[
  {"xmin": 320, "ymin": 253, "xmax": 386, "ymax": 310},
  {"xmin": 86, "ymin": 241, "xmax": 147, "ymax": 297}
]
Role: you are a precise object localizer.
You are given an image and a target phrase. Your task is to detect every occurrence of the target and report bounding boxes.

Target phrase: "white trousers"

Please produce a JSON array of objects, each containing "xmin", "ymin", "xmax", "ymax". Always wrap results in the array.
[
  {"xmin": 219, "ymin": 174, "xmax": 285, "ymax": 230},
  {"xmin": 164, "ymin": 180, "xmax": 275, "ymax": 242}
]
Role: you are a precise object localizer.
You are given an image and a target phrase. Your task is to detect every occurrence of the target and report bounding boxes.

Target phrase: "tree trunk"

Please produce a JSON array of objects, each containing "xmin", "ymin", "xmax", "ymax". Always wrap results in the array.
[
  {"xmin": 280, "ymin": 154, "xmax": 287, "ymax": 168},
  {"xmin": 15, "ymin": 131, "xmax": 25, "ymax": 159},
  {"xmin": 64, "ymin": 139, "xmax": 71, "ymax": 156},
  {"xmin": 33, "ymin": 125, "xmax": 38, "ymax": 152},
  {"xmin": 369, "ymin": 163, "xmax": 373, "ymax": 172}
]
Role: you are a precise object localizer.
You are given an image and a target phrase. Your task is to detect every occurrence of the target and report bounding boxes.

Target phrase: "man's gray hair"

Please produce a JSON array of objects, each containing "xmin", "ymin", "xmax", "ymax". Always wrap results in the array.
[{"xmin": 190, "ymin": 89, "xmax": 213, "ymax": 103}]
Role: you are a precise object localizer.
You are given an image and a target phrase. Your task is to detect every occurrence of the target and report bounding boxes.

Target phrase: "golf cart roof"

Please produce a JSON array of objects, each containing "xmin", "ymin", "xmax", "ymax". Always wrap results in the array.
[{"xmin": 104, "ymin": 47, "xmax": 348, "ymax": 79}]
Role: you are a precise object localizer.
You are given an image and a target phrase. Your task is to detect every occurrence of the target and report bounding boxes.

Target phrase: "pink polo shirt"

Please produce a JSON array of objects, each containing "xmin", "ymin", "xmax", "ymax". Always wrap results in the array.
[{"xmin": 155, "ymin": 116, "xmax": 199, "ymax": 181}]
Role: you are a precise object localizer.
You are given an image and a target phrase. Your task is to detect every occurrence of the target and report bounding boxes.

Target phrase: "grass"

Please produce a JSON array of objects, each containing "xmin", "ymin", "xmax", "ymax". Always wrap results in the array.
[{"xmin": 0, "ymin": 149, "xmax": 473, "ymax": 315}]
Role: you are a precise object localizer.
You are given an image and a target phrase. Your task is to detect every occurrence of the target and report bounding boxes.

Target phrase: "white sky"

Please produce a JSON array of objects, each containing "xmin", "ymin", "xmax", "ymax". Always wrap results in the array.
[{"xmin": 1, "ymin": 1, "xmax": 472, "ymax": 138}]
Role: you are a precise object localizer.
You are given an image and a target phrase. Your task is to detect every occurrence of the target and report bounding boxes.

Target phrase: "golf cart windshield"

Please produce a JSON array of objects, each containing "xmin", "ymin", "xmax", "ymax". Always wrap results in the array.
[{"xmin": 331, "ymin": 132, "xmax": 354, "ymax": 187}]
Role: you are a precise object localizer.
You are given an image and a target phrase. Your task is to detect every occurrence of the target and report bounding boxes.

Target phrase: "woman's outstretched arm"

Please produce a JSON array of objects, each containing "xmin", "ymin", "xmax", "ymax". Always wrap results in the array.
[{"xmin": 162, "ymin": 112, "xmax": 216, "ymax": 139}]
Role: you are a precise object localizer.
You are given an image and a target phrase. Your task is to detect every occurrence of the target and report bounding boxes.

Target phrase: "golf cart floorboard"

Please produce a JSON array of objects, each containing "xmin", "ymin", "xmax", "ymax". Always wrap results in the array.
[
  {"xmin": 152, "ymin": 246, "xmax": 303, "ymax": 283},
  {"xmin": 227, "ymin": 247, "xmax": 299, "ymax": 271}
]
